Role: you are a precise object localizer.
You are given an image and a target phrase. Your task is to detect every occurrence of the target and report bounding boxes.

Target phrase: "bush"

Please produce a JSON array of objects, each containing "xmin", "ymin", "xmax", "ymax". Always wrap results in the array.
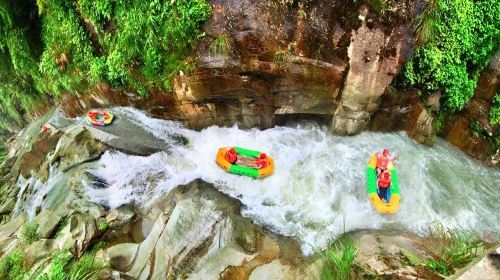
[
  {"xmin": 21, "ymin": 221, "xmax": 40, "ymax": 244},
  {"xmin": 402, "ymin": 0, "xmax": 499, "ymax": 111},
  {"xmin": 317, "ymin": 239, "xmax": 358, "ymax": 280}
]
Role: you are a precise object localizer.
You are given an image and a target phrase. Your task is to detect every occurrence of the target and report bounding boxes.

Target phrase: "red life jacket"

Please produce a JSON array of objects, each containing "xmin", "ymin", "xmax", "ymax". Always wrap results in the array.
[
  {"xmin": 377, "ymin": 172, "xmax": 391, "ymax": 188},
  {"xmin": 225, "ymin": 152, "xmax": 237, "ymax": 163},
  {"xmin": 256, "ymin": 158, "xmax": 268, "ymax": 168},
  {"xmin": 376, "ymin": 154, "xmax": 389, "ymax": 169}
]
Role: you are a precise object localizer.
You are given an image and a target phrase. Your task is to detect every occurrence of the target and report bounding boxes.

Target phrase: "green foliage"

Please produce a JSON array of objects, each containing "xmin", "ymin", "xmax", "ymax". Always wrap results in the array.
[
  {"xmin": 421, "ymin": 224, "xmax": 485, "ymax": 276},
  {"xmin": 489, "ymin": 93, "xmax": 500, "ymax": 125},
  {"xmin": 0, "ymin": 0, "xmax": 211, "ymax": 129},
  {"xmin": 97, "ymin": 220, "xmax": 108, "ymax": 231},
  {"xmin": 21, "ymin": 220, "xmax": 40, "ymax": 244},
  {"xmin": 317, "ymin": 239, "xmax": 358, "ymax": 280},
  {"xmin": 36, "ymin": 245, "xmax": 106, "ymax": 280},
  {"xmin": 0, "ymin": 250, "xmax": 28, "ymax": 280},
  {"xmin": 402, "ymin": 0, "xmax": 499, "ymax": 111},
  {"xmin": 209, "ymin": 35, "xmax": 231, "ymax": 57},
  {"xmin": 470, "ymin": 120, "xmax": 484, "ymax": 138}
]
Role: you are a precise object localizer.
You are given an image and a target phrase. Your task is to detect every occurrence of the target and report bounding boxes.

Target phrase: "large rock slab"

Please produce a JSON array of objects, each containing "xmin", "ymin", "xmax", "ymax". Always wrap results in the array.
[{"xmin": 450, "ymin": 245, "xmax": 500, "ymax": 280}]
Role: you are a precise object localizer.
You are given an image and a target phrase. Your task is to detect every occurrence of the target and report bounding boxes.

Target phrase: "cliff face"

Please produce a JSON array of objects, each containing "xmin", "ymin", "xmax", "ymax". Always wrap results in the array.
[
  {"xmin": 53, "ymin": 0, "xmax": 419, "ymax": 133},
  {"xmin": 27, "ymin": 0, "xmax": 497, "ymax": 164}
]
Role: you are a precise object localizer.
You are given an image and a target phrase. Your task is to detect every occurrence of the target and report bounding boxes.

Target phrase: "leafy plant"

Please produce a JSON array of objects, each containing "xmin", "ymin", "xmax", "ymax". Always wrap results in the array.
[
  {"xmin": 21, "ymin": 221, "xmax": 40, "ymax": 244},
  {"xmin": 97, "ymin": 220, "xmax": 108, "ymax": 231},
  {"xmin": 402, "ymin": 0, "xmax": 499, "ymax": 111},
  {"xmin": 317, "ymin": 239, "xmax": 358, "ymax": 280}
]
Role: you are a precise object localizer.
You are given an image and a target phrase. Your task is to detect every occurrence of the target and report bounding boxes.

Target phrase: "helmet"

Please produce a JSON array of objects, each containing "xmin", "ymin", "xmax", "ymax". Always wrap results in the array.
[
  {"xmin": 229, "ymin": 148, "xmax": 236, "ymax": 154},
  {"xmin": 383, "ymin": 149, "xmax": 390, "ymax": 156},
  {"xmin": 260, "ymin": 153, "xmax": 267, "ymax": 159}
]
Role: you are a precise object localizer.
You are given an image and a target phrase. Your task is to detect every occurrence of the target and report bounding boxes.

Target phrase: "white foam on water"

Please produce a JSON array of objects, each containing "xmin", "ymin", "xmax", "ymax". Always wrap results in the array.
[{"xmin": 84, "ymin": 108, "xmax": 500, "ymax": 253}]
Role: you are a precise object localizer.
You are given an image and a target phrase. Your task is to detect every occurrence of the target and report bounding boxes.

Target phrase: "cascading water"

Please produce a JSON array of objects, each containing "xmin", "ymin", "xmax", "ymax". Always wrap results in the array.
[{"xmin": 79, "ymin": 108, "xmax": 500, "ymax": 253}]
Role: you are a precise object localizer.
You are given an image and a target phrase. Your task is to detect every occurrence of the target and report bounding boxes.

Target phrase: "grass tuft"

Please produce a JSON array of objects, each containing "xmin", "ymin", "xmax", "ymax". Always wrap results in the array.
[
  {"xmin": 0, "ymin": 250, "xmax": 28, "ymax": 280},
  {"xmin": 317, "ymin": 239, "xmax": 358, "ymax": 280},
  {"xmin": 419, "ymin": 224, "xmax": 485, "ymax": 276}
]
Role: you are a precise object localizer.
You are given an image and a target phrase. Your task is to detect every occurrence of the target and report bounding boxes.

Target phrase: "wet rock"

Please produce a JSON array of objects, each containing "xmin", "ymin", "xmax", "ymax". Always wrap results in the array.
[
  {"xmin": 190, "ymin": 246, "xmax": 255, "ymax": 280},
  {"xmin": 106, "ymin": 205, "xmax": 135, "ymax": 228},
  {"xmin": 249, "ymin": 259, "xmax": 293, "ymax": 280},
  {"xmin": 25, "ymin": 239, "xmax": 58, "ymax": 259},
  {"xmin": 35, "ymin": 209, "xmax": 63, "ymax": 239},
  {"xmin": 0, "ymin": 214, "xmax": 27, "ymax": 243},
  {"xmin": 106, "ymin": 243, "xmax": 139, "ymax": 271},
  {"xmin": 404, "ymin": 102, "xmax": 434, "ymax": 146},
  {"xmin": 17, "ymin": 132, "xmax": 62, "ymax": 178},
  {"xmin": 101, "ymin": 180, "xmax": 309, "ymax": 279},
  {"xmin": 68, "ymin": 213, "xmax": 99, "ymax": 257},
  {"xmin": 0, "ymin": 196, "xmax": 16, "ymax": 215},
  {"xmin": 350, "ymin": 230, "xmax": 428, "ymax": 279},
  {"xmin": 49, "ymin": 125, "xmax": 106, "ymax": 171},
  {"xmin": 127, "ymin": 214, "xmax": 168, "ymax": 278}
]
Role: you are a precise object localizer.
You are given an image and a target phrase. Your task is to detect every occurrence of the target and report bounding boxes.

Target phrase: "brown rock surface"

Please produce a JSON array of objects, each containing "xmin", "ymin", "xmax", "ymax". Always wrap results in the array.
[{"xmin": 45, "ymin": 0, "xmax": 418, "ymax": 133}]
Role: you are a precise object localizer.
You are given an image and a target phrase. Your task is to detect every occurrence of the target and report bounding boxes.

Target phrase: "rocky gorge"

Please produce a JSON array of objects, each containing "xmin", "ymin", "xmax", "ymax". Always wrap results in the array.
[
  {"xmin": 0, "ymin": 0, "xmax": 499, "ymax": 279},
  {"xmin": 0, "ymin": 108, "xmax": 498, "ymax": 279}
]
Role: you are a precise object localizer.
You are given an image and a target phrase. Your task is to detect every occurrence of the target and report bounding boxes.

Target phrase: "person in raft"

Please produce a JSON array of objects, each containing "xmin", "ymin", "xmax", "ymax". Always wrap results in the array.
[
  {"xmin": 377, "ymin": 170, "xmax": 391, "ymax": 203},
  {"xmin": 376, "ymin": 149, "xmax": 397, "ymax": 175},
  {"xmin": 225, "ymin": 147, "xmax": 238, "ymax": 164},
  {"xmin": 255, "ymin": 153, "xmax": 268, "ymax": 169}
]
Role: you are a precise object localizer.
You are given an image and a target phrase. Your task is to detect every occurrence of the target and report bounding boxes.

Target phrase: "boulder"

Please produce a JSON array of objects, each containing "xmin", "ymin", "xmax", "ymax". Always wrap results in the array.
[
  {"xmin": 106, "ymin": 205, "xmax": 135, "ymax": 228},
  {"xmin": 35, "ymin": 209, "xmax": 63, "ymax": 239},
  {"xmin": 0, "ymin": 214, "xmax": 27, "ymax": 243},
  {"xmin": 49, "ymin": 125, "xmax": 106, "ymax": 171},
  {"xmin": 0, "ymin": 196, "xmax": 16, "ymax": 215},
  {"xmin": 25, "ymin": 239, "xmax": 58, "ymax": 259},
  {"xmin": 127, "ymin": 214, "xmax": 168, "ymax": 278},
  {"xmin": 450, "ymin": 245, "xmax": 500, "ymax": 280},
  {"xmin": 249, "ymin": 260, "xmax": 293, "ymax": 280},
  {"xmin": 106, "ymin": 243, "xmax": 139, "ymax": 271}
]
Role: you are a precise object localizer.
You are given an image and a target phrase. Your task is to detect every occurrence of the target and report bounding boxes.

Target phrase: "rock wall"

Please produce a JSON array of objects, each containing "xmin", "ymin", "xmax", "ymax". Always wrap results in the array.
[{"xmin": 43, "ymin": 0, "xmax": 418, "ymax": 133}]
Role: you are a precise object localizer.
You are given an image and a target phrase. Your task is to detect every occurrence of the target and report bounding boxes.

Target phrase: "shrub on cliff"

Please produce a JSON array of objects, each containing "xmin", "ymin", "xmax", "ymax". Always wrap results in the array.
[{"xmin": 402, "ymin": 0, "xmax": 499, "ymax": 112}]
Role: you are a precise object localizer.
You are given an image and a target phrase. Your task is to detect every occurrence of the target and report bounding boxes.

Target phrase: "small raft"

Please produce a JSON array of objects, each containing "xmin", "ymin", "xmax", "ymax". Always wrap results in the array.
[
  {"xmin": 216, "ymin": 146, "xmax": 274, "ymax": 179},
  {"xmin": 86, "ymin": 110, "xmax": 114, "ymax": 126},
  {"xmin": 366, "ymin": 154, "xmax": 400, "ymax": 214}
]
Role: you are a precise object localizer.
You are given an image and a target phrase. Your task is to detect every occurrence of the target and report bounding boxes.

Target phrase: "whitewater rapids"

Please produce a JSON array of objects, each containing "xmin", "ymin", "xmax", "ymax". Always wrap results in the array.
[{"xmin": 82, "ymin": 108, "xmax": 499, "ymax": 253}]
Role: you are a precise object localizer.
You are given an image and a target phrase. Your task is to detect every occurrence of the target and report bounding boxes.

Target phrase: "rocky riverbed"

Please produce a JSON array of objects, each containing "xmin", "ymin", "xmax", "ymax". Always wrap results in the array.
[{"xmin": 0, "ymin": 109, "xmax": 498, "ymax": 279}]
